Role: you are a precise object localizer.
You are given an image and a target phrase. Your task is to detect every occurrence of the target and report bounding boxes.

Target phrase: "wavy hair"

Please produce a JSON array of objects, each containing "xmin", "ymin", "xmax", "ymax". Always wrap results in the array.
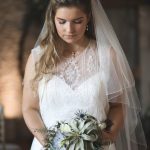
[{"xmin": 33, "ymin": 0, "xmax": 95, "ymax": 89}]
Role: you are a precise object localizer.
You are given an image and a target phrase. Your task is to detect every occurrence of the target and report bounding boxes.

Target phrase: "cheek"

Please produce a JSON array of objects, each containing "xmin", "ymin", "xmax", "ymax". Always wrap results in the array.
[
  {"xmin": 76, "ymin": 24, "xmax": 87, "ymax": 33},
  {"xmin": 55, "ymin": 22, "xmax": 63, "ymax": 34}
]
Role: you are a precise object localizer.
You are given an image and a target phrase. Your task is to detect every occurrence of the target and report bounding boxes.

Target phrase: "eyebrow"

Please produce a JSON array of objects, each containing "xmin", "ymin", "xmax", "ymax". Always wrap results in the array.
[{"xmin": 56, "ymin": 17, "xmax": 84, "ymax": 21}]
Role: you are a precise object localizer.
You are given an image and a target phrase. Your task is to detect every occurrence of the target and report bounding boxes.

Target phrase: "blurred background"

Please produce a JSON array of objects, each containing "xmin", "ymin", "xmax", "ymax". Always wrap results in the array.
[{"xmin": 0, "ymin": 0, "xmax": 150, "ymax": 149}]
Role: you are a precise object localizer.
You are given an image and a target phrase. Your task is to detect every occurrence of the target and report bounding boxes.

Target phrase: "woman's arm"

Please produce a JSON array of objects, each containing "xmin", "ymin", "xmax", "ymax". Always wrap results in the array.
[
  {"xmin": 22, "ymin": 54, "xmax": 47, "ymax": 146},
  {"xmin": 102, "ymin": 95, "xmax": 124, "ymax": 143}
]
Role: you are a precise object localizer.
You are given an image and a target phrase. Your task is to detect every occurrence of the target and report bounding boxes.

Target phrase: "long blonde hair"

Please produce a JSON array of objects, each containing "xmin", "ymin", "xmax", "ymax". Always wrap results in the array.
[{"xmin": 33, "ymin": 0, "xmax": 95, "ymax": 89}]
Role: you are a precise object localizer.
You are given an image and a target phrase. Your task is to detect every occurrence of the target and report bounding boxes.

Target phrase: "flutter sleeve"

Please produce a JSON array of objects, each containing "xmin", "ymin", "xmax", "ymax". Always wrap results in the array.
[{"xmin": 101, "ymin": 46, "xmax": 147, "ymax": 150}]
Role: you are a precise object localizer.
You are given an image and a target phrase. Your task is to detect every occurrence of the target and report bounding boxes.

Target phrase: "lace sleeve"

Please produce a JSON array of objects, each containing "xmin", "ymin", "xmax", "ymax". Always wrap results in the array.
[
  {"xmin": 23, "ymin": 46, "xmax": 42, "ymax": 97},
  {"xmin": 23, "ymin": 53, "xmax": 36, "ymax": 96},
  {"xmin": 31, "ymin": 46, "xmax": 43, "ymax": 64}
]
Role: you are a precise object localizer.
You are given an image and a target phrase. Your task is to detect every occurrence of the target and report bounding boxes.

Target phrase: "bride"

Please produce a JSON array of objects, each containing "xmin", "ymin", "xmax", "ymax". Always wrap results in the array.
[{"xmin": 22, "ymin": 0, "xmax": 147, "ymax": 149}]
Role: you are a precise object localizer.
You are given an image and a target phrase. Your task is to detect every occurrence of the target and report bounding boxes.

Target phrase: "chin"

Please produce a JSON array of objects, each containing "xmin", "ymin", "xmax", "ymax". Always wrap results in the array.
[
  {"xmin": 64, "ymin": 40, "xmax": 76, "ymax": 44},
  {"xmin": 63, "ymin": 37, "xmax": 82, "ymax": 44}
]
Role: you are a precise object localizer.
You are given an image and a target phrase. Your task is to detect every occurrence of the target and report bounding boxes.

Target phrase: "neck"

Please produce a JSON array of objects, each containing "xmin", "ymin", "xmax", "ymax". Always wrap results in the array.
[
  {"xmin": 63, "ymin": 37, "xmax": 90, "ymax": 56},
  {"xmin": 68, "ymin": 37, "xmax": 88, "ymax": 52}
]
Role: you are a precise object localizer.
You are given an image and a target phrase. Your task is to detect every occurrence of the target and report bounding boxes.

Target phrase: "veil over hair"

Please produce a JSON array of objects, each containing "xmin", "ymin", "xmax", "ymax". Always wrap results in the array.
[{"xmin": 31, "ymin": 0, "xmax": 147, "ymax": 149}]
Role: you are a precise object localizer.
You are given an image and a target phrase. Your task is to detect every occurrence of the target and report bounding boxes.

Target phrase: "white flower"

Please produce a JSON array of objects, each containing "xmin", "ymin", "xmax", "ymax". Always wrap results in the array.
[
  {"xmin": 60, "ymin": 123, "xmax": 72, "ymax": 133},
  {"xmin": 98, "ymin": 122, "xmax": 107, "ymax": 130}
]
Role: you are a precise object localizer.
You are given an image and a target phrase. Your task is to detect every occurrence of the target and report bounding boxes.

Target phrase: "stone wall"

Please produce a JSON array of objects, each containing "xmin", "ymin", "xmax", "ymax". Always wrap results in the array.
[
  {"xmin": 139, "ymin": 6, "xmax": 150, "ymax": 113},
  {"xmin": 0, "ymin": 0, "xmax": 26, "ymax": 118}
]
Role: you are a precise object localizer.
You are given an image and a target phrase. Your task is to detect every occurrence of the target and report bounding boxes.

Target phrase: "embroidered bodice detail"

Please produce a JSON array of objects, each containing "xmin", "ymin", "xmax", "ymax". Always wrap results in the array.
[{"xmin": 56, "ymin": 40, "xmax": 99, "ymax": 90}]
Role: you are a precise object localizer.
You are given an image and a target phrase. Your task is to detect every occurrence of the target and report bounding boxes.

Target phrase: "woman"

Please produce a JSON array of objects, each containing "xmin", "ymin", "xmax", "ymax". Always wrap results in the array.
[{"xmin": 22, "ymin": 0, "xmax": 147, "ymax": 150}]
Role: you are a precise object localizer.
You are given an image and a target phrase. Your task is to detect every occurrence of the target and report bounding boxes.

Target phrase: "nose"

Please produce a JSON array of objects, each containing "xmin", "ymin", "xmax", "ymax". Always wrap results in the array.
[{"xmin": 66, "ymin": 22, "xmax": 74, "ymax": 33}]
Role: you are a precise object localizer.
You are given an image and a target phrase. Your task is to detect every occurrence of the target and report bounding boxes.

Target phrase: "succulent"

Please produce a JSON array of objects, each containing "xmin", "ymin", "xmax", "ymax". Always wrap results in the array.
[{"xmin": 43, "ymin": 110, "xmax": 105, "ymax": 150}]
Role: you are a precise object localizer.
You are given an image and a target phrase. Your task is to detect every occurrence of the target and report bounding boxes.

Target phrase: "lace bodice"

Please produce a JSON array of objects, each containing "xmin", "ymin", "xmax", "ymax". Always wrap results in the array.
[{"xmin": 55, "ymin": 40, "xmax": 99, "ymax": 90}]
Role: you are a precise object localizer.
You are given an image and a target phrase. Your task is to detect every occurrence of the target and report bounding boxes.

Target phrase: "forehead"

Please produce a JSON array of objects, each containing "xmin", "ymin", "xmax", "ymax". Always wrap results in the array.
[{"xmin": 55, "ymin": 6, "xmax": 87, "ymax": 19}]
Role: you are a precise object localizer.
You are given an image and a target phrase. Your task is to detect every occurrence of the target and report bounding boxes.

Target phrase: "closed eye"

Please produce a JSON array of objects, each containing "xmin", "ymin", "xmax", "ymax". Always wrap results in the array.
[
  {"xmin": 57, "ymin": 17, "xmax": 84, "ymax": 24},
  {"xmin": 58, "ymin": 19, "xmax": 66, "ymax": 24},
  {"xmin": 73, "ymin": 19, "xmax": 83, "ymax": 24}
]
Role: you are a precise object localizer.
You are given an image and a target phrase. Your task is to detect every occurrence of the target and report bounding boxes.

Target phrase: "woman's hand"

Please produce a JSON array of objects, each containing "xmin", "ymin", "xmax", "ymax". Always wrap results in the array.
[
  {"xmin": 100, "ymin": 100, "xmax": 124, "ymax": 145},
  {"xmin": 101, "ymin": 130, "xmax": 117, "ymax": 145}
]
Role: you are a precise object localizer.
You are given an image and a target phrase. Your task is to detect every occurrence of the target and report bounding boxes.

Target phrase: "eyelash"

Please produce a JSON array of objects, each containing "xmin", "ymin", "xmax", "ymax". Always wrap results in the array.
[
  {"xmin": 74, "ymin": 20, "xmax": 83, "ymax": 24},
  {"xmin": 58, "ymin": 20, "xmax": 83, "ymax": 24},
  {"xmin": 59, "ymin": 21, "xmax": 66, "ymax": 24}
]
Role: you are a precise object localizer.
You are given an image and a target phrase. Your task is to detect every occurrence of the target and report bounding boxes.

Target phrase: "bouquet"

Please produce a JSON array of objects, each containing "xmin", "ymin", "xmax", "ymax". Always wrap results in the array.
[{"xmin": 43, "ymin": 111, "xmax": 107, "ymax": 150}]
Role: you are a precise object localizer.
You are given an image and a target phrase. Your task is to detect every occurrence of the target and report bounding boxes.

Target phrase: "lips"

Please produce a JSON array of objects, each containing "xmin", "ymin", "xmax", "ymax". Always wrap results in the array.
[{"xmin": 65, "ymin": 35, "xmax": 77, "ymax": 38}]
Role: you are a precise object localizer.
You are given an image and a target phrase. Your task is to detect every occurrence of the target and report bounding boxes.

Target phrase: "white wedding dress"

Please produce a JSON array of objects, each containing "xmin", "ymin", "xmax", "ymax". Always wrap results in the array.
[{"xmin": 30, "ymin": 40, "xmax": 116, "ymax": 150}]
